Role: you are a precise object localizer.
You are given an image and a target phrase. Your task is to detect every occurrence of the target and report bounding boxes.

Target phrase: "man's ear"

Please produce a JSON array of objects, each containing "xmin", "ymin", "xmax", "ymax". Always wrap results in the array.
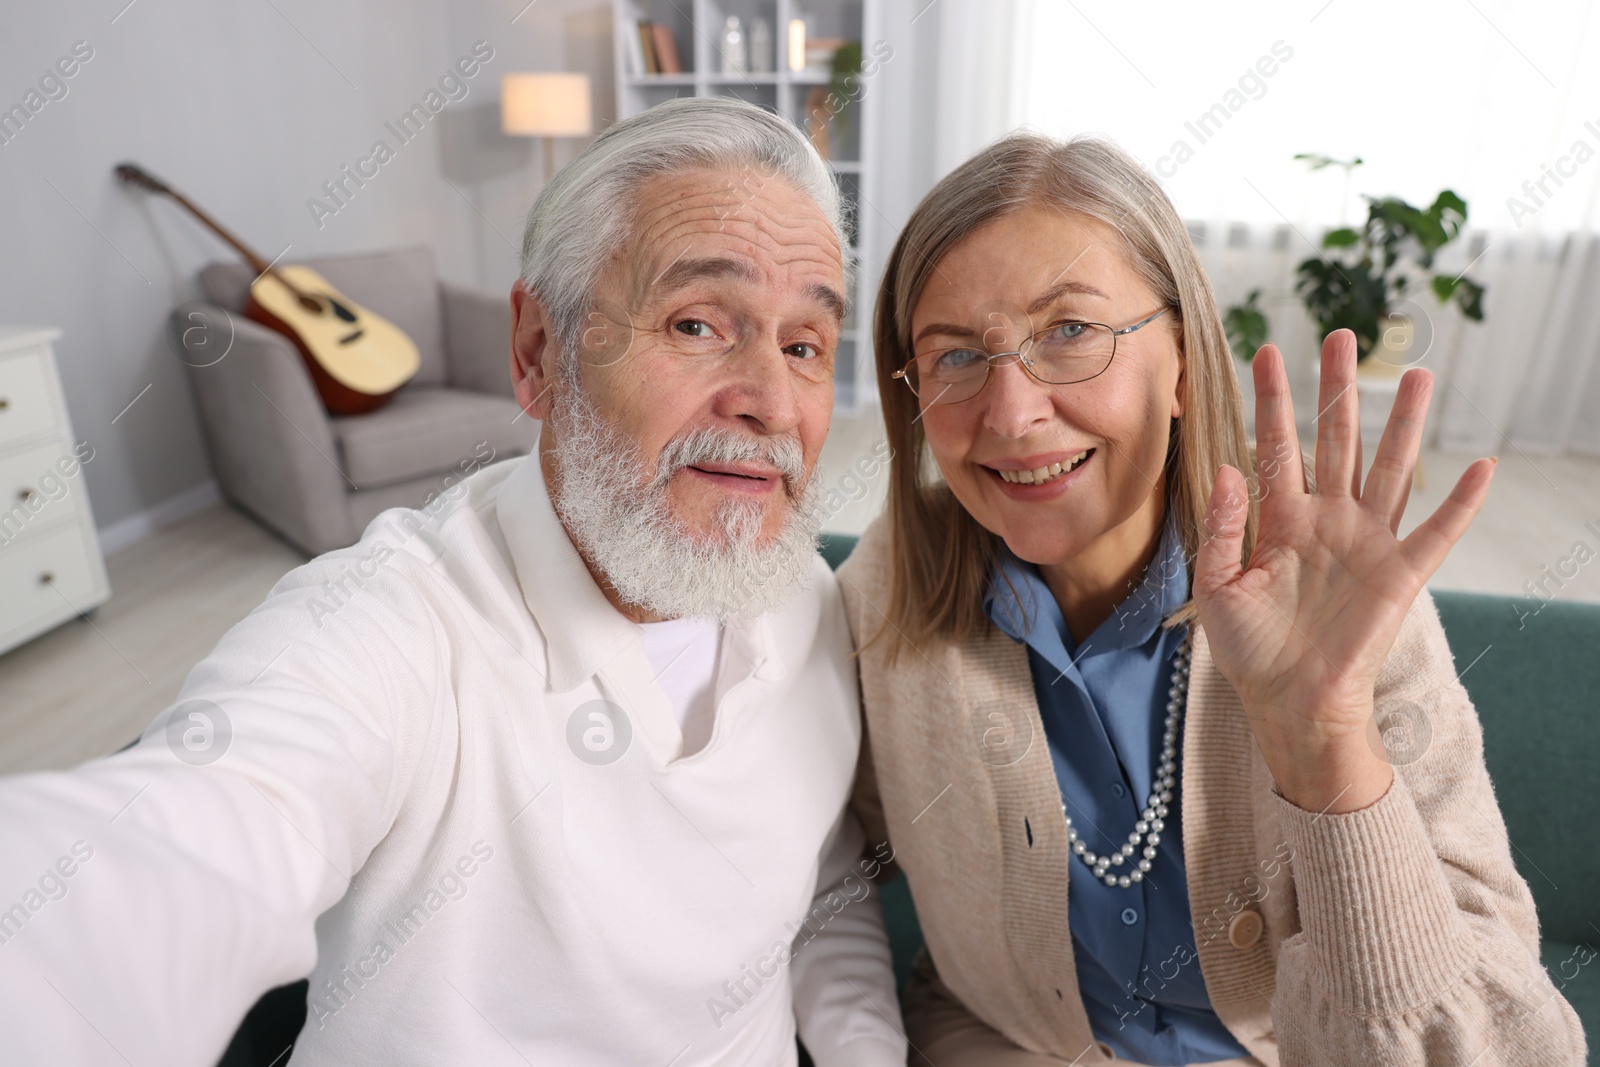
[{"xmin": 510, "ymin": 280, "xmax": 561, "ymax": 420}]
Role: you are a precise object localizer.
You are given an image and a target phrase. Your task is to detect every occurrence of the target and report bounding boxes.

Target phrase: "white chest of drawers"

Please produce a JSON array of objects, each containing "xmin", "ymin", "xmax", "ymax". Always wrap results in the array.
[{"xmin": 0, "ymin": 326, "xmax": 111, "ymax": 657}]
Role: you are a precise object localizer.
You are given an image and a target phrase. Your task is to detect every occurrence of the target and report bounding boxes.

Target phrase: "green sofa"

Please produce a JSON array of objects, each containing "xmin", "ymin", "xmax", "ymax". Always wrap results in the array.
[
  {"xmin": 818, "ymin": 531, "xmax": 1599, "ymax": 1058},
  {"xmin": 218, "ymin": 535, "xmax": 1597, "ymax": 1064}
]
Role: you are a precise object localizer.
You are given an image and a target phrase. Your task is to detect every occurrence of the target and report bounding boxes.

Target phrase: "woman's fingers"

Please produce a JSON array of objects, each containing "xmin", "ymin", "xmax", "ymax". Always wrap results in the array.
[
  {"xmin": 1400, "ymin": 456, "xmax": 1496, "ymax": 578},
  {"xmin": 1362, "ymin": 368, "xmax": 1433, "ymax": 533},
  {"xmin": 1252, "ymin": 344, "xmax": 1306, "ymax": 499},
  {"xmin": 1194, "ymin": 464, "xmax": 1251, "ymax": 600},
  {"xmin": 1314, "ymin": 331, "xmax": 1360, "ymax": 499}
]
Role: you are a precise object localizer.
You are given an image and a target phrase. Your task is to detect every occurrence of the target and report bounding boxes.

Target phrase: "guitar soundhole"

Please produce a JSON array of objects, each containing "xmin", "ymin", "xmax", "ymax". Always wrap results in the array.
[{"xmin": 327, "ymin": 297, "xmax": 359, "ymax": 323}]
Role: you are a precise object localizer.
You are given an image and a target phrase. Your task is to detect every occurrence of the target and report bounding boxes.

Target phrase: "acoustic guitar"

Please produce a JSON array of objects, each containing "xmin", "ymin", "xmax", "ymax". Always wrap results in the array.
[{"xmin": 114, "ymin": 162, "xmax": 419, "ymax": 415}]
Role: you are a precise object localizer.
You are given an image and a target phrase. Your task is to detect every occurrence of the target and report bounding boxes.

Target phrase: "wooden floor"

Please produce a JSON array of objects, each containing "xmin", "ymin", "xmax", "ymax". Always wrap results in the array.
[
  {"xmin": 0, "ymin": 503, "xmax": 306, "ymax": 777},
  {"xmin": 3, "ymin": 427, "xmax": 1598, "ymax": 778}
]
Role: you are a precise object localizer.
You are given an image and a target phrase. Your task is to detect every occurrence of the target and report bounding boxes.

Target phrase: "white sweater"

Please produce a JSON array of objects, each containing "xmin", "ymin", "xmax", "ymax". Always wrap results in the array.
[{"xmin": 0, "ymin": 452, "xmax": 907, "ymax": 1067}]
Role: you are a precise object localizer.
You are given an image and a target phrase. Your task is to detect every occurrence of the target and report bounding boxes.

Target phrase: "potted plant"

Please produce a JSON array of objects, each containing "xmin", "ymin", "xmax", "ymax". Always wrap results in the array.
[
  {"xmin": 1223, "ymin": 155, "xmax": 1487, "ymax": 374},
  {"xmin": 805, "ymin": 41, "xmax": 865, "ymax": 160}
]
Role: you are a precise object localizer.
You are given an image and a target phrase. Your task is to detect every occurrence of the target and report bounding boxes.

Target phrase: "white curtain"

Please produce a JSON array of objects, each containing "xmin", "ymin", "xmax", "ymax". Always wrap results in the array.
[
  {"xmin": 1172, "ymin": 223, "xmax": 1600, "ymax": 456},
  {"xmin": 926, "ymin": 0, "xmax": 1035, "ymax": 181},
  {"xmin": 1436, "ymin": 232, "xmax": 1600, "ymax": 454},
  {"xmin": 865, "ymin": 0, "xmax": 1036, "ymax": 222},
  {"xmin": 996, "ymin": 0, "xmax": 1600, "ymax": 454}
]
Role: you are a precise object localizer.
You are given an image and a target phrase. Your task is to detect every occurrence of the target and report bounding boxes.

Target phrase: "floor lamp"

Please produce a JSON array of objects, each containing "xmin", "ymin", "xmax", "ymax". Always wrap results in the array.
[{"xmin": 501, "ymin": 73, "xmax": 594, "ymax": 185}]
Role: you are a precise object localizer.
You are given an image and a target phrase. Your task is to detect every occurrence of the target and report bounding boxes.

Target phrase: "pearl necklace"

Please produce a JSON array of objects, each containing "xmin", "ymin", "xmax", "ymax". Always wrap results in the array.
[{"xmin": 1062, "ymin": 630, "xmax": 1191, "ymax": 889}]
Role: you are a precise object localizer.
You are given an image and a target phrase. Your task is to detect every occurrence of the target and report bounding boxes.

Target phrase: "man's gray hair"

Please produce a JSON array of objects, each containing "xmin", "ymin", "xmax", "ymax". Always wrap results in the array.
[{"xmin": 518, "ymin": 95, "xmax": 848, "ymax": 358}]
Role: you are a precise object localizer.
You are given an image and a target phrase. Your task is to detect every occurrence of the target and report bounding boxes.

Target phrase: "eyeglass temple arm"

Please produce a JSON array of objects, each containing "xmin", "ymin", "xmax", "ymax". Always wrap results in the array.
[{"xmin": 1114, "ymin": 307, "xmax": 1170, "ymax": 336}]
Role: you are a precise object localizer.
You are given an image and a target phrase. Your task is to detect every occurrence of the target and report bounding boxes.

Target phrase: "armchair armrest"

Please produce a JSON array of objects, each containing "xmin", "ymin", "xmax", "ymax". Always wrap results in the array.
[
  {"xmin": 175, "ymin": 304, "xmax": 354, "ymax": 555},
  {"xmin": 440, "ymin": 281, "xmax": 514, "ymax": 399}
]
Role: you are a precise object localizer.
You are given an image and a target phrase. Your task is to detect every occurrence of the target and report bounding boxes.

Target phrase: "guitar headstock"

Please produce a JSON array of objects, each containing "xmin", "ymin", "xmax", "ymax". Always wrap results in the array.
[{"xmin": 113, "ymin": 163, "xmax": 172, "ymax": 196}]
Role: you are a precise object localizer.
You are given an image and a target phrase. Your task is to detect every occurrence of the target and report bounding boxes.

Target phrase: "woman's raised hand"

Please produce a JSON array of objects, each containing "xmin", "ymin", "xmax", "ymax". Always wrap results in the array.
[{"xmin": 1191, "ymin": 330, "xmax": 1496, "ymax": 814}]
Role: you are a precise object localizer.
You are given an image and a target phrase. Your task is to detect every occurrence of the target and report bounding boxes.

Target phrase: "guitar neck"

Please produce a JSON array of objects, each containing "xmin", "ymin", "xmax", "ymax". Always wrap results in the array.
[
  {"xmin": 161, "ymin": 188, "xmax": 275, "ymax": 277},
  {"xmin": 116, "ymin": 164, "xmax": 304, "ymax": 299}
]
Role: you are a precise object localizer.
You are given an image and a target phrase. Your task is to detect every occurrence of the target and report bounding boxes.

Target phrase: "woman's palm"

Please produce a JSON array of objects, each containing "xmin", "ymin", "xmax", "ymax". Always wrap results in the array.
[{"xmin": 1193, "ymin": 331, "xmax": 1495, "ymax": 755}]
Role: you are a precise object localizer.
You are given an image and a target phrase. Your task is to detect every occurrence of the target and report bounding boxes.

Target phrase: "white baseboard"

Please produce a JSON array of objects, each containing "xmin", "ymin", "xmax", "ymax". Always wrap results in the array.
[{"xmin": 97, "ymin": 479, "xmax": 222, "ymax": 557}]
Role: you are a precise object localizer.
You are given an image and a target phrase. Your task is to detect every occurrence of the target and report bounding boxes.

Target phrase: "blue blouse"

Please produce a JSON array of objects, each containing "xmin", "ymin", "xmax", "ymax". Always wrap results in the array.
[{"xmin": 982, "ymin": 522, "xmax": 1250, "ymax": 1065}]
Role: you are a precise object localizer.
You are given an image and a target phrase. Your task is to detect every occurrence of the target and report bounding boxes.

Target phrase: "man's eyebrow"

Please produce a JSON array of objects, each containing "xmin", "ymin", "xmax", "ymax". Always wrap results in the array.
[
  {"xmin": 912, "ymin": 280, "xmax": 1110, "ymax": 346},
  {"xmin": 651, "ymin": 255, "xmax": 847, "ymax": 326},
  {"xmin": 807, "ymin": 282, "xmax": 848, "ymax": 325}
]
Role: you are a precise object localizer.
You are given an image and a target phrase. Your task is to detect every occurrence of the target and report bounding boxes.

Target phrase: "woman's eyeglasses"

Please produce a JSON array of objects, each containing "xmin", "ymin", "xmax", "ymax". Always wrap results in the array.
[{"xmin": 892, "ymin": 307, "xmax": 1171, "ymax": 406}]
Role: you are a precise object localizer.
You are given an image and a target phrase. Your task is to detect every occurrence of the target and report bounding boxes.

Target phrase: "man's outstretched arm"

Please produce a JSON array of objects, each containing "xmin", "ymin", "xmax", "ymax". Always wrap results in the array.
[{"xmin": 0, "ymin": 555, "xmax": 436, "ymax": 1065}]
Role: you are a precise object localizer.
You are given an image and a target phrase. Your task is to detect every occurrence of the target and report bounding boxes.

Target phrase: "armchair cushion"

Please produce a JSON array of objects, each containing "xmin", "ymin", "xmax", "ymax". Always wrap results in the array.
[
  {"xmin": 441, "ymin": 281, "xmax": 514, "ymax": 399},
  {"xmin": 176, "ymin": 306, "xmax": 356, "ymax": 554},
  {"xmin": 330, "ymin": 386, "xmax": 536, "ymax": 490},
  {"xmin": 198, "ymin": 247, "xmax": 449, "ymax": 387}
]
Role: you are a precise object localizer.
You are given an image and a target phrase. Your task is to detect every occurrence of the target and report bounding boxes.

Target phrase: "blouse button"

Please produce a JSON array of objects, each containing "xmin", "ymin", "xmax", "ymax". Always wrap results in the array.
[
  {"xmin": 1227, "ymin": 908, "xmax": 1264, "ymax": 949},
  {"xmin": 1110, "ymin": 782, "xmax": 1126, "ymax": 798},
  {"xmin": 1120, "ymin": 907, "xmax": 1139, "ymax": 926}
]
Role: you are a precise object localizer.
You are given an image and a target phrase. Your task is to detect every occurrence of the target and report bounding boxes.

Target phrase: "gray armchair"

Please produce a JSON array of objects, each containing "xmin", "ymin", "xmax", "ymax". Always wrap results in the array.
[{"xmin": 174, "ymin": 247, "xmax": 538, "ymax": 556}]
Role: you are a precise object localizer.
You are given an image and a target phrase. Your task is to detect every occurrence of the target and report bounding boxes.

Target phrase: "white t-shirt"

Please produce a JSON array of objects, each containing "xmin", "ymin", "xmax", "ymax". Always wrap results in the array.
[{"xmin": 636, "ymin": 617, "xmax": 722, "ymax": 757}]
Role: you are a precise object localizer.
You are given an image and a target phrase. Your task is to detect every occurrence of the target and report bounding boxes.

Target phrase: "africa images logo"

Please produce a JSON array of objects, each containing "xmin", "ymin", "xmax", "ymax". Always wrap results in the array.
[
  {"xmin": 566, "ymin": 699, "xmax": 631, "ymax": 765},
  {"xmin": 163, "ymin": 699, "xmax": 232, "ymax": 766}
]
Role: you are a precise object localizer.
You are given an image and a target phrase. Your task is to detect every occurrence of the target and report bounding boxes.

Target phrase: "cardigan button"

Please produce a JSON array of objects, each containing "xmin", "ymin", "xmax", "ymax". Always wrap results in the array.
[{"xmin": 1227, "ymin": 908, "xmax": 1263, "ymax": 950}]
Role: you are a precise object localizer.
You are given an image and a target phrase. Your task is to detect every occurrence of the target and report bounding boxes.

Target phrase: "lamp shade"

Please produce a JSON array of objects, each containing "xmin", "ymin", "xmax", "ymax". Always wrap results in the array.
[{"xmin": 501, "ymin": 73, "xmax": 593, "ymax": 137}]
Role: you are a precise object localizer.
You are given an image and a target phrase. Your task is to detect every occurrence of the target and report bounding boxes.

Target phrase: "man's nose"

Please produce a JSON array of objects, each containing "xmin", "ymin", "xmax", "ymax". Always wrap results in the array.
[{"xmin": 714, "ymin": 338, "xmax": 804, "ymax": 436}]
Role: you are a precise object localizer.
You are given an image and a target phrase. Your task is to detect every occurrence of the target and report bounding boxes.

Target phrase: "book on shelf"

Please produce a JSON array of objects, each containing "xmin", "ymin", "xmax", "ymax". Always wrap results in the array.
[
  {"xmin": 651, "ymin": 22, "xmax": 683, "ymax": 74},
  {"xmin": 637, "ymin": 21, "xmax": 659, "ymax": 74},
  {"xmin": 624, "ymin": 20, "xmax": 647, "ymax": 75}
]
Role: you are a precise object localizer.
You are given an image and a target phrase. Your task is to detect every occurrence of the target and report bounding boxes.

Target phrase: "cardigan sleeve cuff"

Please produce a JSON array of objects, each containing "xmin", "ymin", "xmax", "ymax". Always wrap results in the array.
[{"xmin": 1270, "ymin": 771, "xmax": 1481, "ymax": 1015}]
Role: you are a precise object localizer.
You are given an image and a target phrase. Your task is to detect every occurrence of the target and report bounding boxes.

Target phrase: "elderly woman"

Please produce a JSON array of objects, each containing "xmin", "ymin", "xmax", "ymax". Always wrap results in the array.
[{"xmin": 838, "ymin": 134, "xmax": 1586, "ymax": 1065}]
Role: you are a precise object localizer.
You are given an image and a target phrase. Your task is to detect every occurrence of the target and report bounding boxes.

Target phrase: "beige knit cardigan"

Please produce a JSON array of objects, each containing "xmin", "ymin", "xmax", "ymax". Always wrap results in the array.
[{"xmin": 837, "ymin": 516, "xmax": 1586, "ymax": 1066}]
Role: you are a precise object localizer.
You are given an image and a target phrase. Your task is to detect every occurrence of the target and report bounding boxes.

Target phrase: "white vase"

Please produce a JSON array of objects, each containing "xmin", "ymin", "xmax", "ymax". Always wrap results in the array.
[
  {"xmin": 1361, "ymin": 313, "xmax": 1413, "ymax": 376},
  {"xmin": 749, "ymin": 18, "xmax": 773, "ymax": 73}
]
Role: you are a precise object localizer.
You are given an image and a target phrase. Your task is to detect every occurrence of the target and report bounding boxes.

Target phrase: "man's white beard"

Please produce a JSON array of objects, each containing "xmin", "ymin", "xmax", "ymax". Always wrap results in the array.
[{"xmin": 548, "ymin": 375, "xmax": 824, "ymax": 623}]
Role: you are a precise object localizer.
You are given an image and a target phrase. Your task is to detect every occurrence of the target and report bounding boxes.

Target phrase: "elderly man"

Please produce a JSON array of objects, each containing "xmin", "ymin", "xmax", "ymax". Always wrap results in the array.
[{"xmin": 0, "ymin": 97, "xmax": 905, "ymax": 1066}]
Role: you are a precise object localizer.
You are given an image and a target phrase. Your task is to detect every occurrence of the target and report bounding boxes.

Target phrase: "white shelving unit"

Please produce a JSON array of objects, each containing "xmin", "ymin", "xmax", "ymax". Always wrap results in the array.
[
  {"xmin": 612, "ymin": 0, "xmax": 882, "ymax": 411},
  {"xmin": 0, "ymin": 326, "xmax": 111, "ymax": 657}
]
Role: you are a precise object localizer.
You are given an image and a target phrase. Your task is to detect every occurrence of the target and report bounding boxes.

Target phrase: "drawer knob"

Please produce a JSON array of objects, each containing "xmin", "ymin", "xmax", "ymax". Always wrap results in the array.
[
  {"xmin": 19, "ymin": 488, "xmax": 35, "ymax": 502},
  {"xmin": 0, "ymin": 397, "xmax": 9, "ymax": 410},
  {"xmin": 39, "ymin": 571, "xmax": 55, "ymax": 585}
]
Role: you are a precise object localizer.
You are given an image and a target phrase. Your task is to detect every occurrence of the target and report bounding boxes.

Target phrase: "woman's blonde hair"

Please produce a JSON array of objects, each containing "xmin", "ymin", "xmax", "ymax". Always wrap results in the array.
[{"xmin": 871, "ymin": 132, "xmax": 1257, "ymax": 654}]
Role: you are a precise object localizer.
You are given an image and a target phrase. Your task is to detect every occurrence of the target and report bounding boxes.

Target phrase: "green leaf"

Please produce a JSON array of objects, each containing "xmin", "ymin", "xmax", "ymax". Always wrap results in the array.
[
  {"xmin": 1433, "ymin": 189, "xmax": 1468, "ymax": 223},
  {"xmin": 1454, "ymin": 278, "xmax": 1487, "ymax": 321},
  {"xmin": 1430, "ymin": 274, "xmax": 1458, "ymax": 302},
  {"xmin": 1322, "ymin": 227, "xmax": 1361, "ymax": 249},
  {"xmin": 1295, "ymin": 257, "xmax": 1386, "ymax": 358},
  {"xmin": 1295, "ymin": 153, "xmax": 1365, "ymax": 172},
  {"xmin": 1223, "ymin": 288, "xmax": 1270, "ymax": 361}
]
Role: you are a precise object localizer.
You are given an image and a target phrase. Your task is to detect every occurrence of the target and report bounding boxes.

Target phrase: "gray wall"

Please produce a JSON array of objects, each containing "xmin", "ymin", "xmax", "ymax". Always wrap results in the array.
[{"xmin": 0, "ymin": 0, "xmax": 613, "ymax": 538}]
